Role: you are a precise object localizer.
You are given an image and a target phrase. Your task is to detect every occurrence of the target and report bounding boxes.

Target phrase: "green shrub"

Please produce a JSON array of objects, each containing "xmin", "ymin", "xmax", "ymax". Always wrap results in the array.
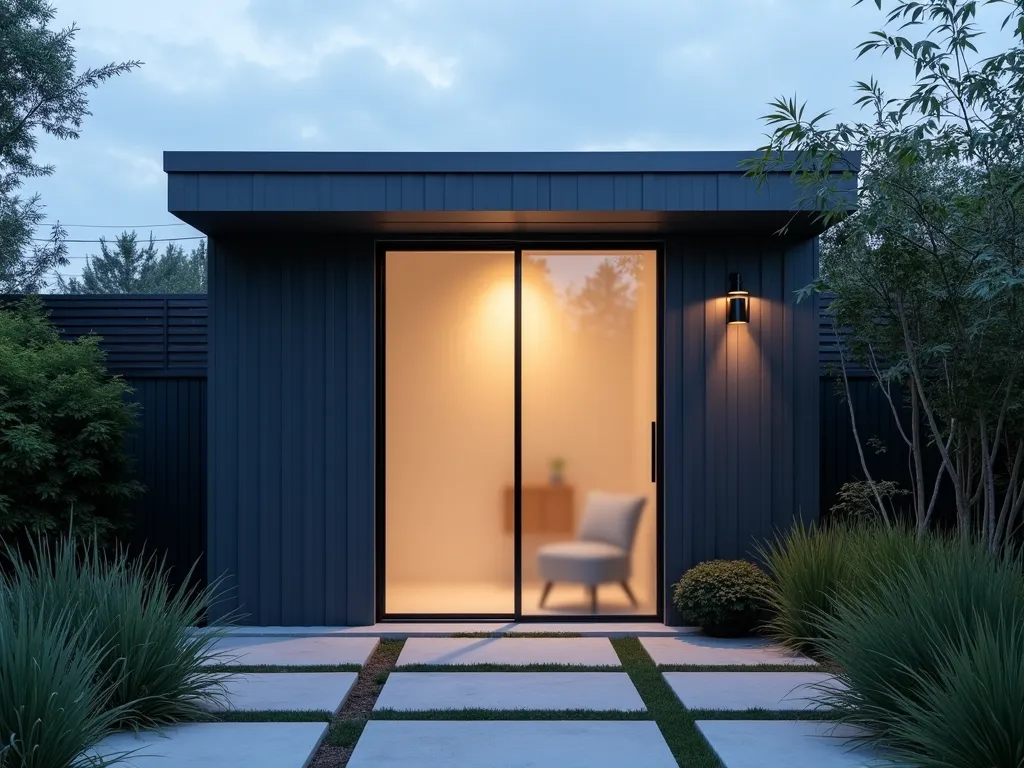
[
  {"xmin": 5, "ymin": 535, "xmax": 231, "ymax": 730},
  {"xmin": 757, "ymin": 521, "xmax": 935, "ymax": 658},
  {"xmin": 672, "ymin": 559, "xmax": 772, "ymax": 637},
  {"xmin": 0, "ymin": 581, "xmax": 127, "ymax": 768},
  {"xmin": 821, "ymin": 539, "xmax": 1024, "ymax": 762},
  {"xmin": 0, "ymin": 296, "xmax": 144, "ymax": 540}
]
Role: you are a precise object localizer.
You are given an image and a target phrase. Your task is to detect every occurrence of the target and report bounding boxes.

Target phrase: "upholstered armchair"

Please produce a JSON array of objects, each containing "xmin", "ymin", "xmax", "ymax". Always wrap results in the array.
[{"xmin": 536, "ymin": 491, "xmax": 646, "ymax": 613}]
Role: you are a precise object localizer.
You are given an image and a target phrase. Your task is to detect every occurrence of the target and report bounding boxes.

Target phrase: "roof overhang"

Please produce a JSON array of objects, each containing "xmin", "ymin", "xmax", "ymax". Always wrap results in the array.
[{"xmin": 164, "ymin": 151, "xmax": 860, "ymax": 237}]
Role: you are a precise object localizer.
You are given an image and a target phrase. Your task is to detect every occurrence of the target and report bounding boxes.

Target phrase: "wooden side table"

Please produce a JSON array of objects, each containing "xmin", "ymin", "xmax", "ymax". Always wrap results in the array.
[{"xmin": 502, "ymin": 484, "xmax": 575, "ymax": 534}]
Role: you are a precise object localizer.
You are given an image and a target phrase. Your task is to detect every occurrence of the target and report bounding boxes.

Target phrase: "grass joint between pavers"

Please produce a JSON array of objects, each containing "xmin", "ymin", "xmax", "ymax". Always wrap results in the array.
[
  {"xmin": 371, "ymin": 708, "xmax": 650, "ymax": 721},
  {"xmin": 448, "ymin": 631, "xmax": 585, "ymax": 638},
  {"xmin": 395, "ymin": 662, "xmax": 620, "ymax": 673},
  {"xmin": 206, "ymin": 663, "xmax": 363, "ymax": 673},
  {"xmin": 211, "ymin": 709, "xmax": 333, "ymax": 723},
  {"xmin": 657, "ymin": 663, "xmax": 827, "ymax": 673},
  {"xmin": 612, "ymin": 637, "xmax": 723, "ymax": 768}
]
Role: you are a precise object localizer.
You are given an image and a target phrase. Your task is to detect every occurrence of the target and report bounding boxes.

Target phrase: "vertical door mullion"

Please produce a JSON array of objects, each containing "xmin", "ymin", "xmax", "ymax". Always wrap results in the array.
[{"xmin": 513, "ymin": 247, "xmax": 523, "ymax": 619}]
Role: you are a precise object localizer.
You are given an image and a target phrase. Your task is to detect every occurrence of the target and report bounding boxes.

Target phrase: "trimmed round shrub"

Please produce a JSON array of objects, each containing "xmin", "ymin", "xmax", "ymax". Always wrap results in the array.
[{"xmin": 672, "ymin": 559, "xmax": 772, "ymax": 637}]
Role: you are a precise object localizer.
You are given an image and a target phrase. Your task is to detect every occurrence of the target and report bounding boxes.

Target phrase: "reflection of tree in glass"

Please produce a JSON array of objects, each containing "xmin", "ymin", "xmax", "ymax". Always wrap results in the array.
[{"xmin": 568, "ymin": 258, "xmax": 637, "ymax": 339}]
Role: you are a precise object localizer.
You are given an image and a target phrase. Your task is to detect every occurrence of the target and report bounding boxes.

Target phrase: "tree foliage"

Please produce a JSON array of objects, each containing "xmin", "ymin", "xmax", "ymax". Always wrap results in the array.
[
  {"xmin": 744, "ymin": 0, "xmax": 1024, "ymax": 552},
  {"xmin": 0, "ymin": 0, "xmax": 140, "ymax": 292},
  {"xmin": 57, "ymin": 232, "xmax": 207, "ymax": 294},
  {"xmin": 0, "ymin": 296, "xmax": 143, "ymax": 539}
]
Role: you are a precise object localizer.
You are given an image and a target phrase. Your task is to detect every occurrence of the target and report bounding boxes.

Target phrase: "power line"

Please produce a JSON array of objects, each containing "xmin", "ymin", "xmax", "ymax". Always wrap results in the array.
[
  {"xmin": 33, "ymin": 222, "xmax": 193, "ymax": 229},
  {"xmin": 31, "ymin": 235, "xmax": 206, "ymax": 243}
]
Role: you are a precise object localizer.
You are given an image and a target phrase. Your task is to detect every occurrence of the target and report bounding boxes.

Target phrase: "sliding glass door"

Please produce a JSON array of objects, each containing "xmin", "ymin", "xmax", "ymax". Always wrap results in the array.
[
  {"xmin": 382, "ymin": 247, "xmax": 658, "ymax": 619},
  {"xmin": 519, "ymin": 251, "xmax": 658, "ymax": 616}
]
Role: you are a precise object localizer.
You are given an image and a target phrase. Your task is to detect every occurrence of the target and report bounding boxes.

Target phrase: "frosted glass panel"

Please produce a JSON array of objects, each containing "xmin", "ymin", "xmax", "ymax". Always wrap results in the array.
[{"xmin": 384, "ymin": 251, "xmax": 516, "ymax": 615}]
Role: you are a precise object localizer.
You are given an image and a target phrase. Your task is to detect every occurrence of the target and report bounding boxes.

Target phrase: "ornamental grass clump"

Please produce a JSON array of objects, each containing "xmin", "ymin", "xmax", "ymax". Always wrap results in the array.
[
  {"xmin": 820, "ymin": 539, "xmax": 1024, "ymax": 766},
  {"xmin": 882, "ymin": 615, "xmax": 1024, "ymax": 768},
  {"xmin": 757, "ymin": 521, "xmax": 937, "ymax": 658},
  {"xmin": 0, "ymin": 581, "xmax": 127, "ymax": 768},
  {"xmin": 4, "ymin": 535, "xmax": 231, "ymax": 730},
  {"xmin": 672, "ymin": 559, "xmax": 772, "ymax": 637}
]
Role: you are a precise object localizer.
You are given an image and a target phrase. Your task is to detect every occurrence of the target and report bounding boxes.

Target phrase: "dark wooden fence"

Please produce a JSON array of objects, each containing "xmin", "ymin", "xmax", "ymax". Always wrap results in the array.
[
  {"xmin": 26, "ymin": 296, "xmax": 208, "ymax": 589},
  {"xmin": 5, "ymin": 293, "xmax": 922, "ymax": 588}
]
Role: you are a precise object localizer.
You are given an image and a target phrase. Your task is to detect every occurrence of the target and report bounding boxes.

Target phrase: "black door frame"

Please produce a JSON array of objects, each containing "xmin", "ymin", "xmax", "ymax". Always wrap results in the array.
[{"xmin": 374, "ymin": 237, "xmax": 665, "ymax": 622}]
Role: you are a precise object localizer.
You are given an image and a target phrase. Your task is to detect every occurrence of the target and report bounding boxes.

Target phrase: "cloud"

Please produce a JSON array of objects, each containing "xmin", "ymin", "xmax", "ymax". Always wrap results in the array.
[
  {"xmin": 105, "ymin": 147, "xmax": 164, "ymax": 188},
  {"xmin": 53, "ymin": 0, "xmax": 457, "ymax": 92}
]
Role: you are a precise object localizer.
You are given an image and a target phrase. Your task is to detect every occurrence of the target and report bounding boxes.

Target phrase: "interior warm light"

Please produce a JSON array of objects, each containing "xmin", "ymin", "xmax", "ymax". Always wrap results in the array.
[{"xmin": 727, "ymin": 272, "xmax": 750, "ymax": 325}]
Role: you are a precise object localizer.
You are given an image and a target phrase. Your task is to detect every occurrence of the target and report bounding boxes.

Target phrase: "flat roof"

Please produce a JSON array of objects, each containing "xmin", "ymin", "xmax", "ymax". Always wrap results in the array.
[
  {"xmin": 164, "ymin": 150, "xmax": 860, "ymax": 236},
  {"xmin": 163, "ymin": 150, "xmax": 861, "ymax": 175}
]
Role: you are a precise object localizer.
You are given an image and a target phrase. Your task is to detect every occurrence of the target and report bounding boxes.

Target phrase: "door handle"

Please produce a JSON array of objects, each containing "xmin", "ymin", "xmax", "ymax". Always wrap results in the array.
[{"xmin": 651, "ymin": 421, "xmax": 657, "ymax": 483}]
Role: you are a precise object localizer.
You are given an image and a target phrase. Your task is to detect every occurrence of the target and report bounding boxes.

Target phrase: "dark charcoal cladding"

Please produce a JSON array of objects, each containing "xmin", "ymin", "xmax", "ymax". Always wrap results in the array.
[{"xmin": 10, "ymin": 288, "xmax": 915, "ymax": 612}]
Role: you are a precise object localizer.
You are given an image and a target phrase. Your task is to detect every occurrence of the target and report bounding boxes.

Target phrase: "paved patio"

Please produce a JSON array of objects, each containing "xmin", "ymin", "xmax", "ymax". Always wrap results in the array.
[{"xmin": 82, "ymin": 631, "xmax": 898, "ymax": 768}]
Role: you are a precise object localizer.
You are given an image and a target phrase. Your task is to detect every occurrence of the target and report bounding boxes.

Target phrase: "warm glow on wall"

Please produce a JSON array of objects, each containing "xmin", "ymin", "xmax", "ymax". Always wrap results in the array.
[{"xmin": 477, "ymin": 274, "xmax": 552, "ymax": 352}]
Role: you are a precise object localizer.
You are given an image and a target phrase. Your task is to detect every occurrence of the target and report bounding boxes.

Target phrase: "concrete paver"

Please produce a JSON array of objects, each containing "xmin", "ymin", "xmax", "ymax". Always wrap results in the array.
[
  {"xmin": 696, "ymin": 721, "xmax": 901, "ymax": 768},
  {"xmin": 348, "ymin": 721, "xmax": 677, "ymax": 767},
  {"xmin": 396, "ymin": 637, "xmax": 621, "ymax": 667},
  {"xmin": 203, "ymin": 636, "xmax": 378, "ymax": 667},
  {"xmin": 665, "ymin": 672, "xmax": 844, "ymax": 710},
  {"xmin": 204, "ymin": 672, "xmax": 358, "ymax": 713},
  {"xmin": 640, "ymin": 635, "xmax": 815, "ymax": 666},
  {"xmin": 375, "ymin": 672, "xmax": 645, "ymax": 711},
  {"xmin": 88, "ymin": 723, "xmax": 327, "ymax": 768}
]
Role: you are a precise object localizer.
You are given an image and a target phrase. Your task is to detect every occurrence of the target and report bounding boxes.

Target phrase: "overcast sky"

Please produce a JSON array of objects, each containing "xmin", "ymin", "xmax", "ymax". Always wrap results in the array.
[{"xmin": 27, "ymin": 0, "xmax": 1012, "ymax": 284}]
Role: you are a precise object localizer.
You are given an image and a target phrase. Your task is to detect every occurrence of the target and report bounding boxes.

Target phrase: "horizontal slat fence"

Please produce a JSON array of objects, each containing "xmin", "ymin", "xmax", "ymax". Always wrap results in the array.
[{"xmin": 2, "ymin": 295, "xmax": 207, "ymax": 590}]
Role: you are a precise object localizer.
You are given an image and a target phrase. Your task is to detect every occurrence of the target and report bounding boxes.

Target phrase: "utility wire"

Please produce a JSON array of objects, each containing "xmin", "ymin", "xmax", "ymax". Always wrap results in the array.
[
  {"xmin": 32, "ymin": 222, "xmax": 192, "ymax": 229},
  {"xmin": 31, "ymin": 235, "xmax": 206, "ymax": 243}
]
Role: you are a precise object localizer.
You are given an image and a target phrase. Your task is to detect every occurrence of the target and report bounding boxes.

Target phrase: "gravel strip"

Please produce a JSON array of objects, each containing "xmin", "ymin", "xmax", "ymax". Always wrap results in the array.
[{"xmin": 309, "ymin": 639, "xmax": 405, "ymax": 767}]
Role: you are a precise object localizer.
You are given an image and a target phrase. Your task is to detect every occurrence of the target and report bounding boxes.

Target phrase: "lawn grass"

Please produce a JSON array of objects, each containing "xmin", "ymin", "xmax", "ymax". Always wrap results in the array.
[
  {"xmin": 395, "ymin": 663, "xmax": 618, "ymax": 673},
  {"xmin": 212, "ymin": 709, "xmax": 333, "ymax": 722},
  {"xmin": 612, "ymin": 636, "xmax": 723, "ymax": 768},
  {"xmin": 205, "ymin": 663, "xmax": 362, "ymax": 673},
  {"xmin": 689, "ymin": 708, "xmax": 844, "ymax": 721},
  {"xmin": 449, "ymin": 631, "xmax": 584, "ymax": 638},
  {"xmin": 371, "ymin": 708, "xmax": 649, "ymax": 720},
  {"xmin": 658, "ymin": 663, "xmax": 827, "ymax": 673},
  {"xmin": 325, "ymin": 717, "xmax": 367, "ymax": 748}
]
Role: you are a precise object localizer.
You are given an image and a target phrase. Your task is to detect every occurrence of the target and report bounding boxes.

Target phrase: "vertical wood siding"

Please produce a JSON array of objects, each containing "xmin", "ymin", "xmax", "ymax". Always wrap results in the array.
[
  {"xmin": 662, "ymin": 234, "xmax": 819, "ymax": 621},
  {"xmin": 169, "ymin": 171, "xmax": 821, "ymax": 215},
  {"xmin": 122, "ymin": 376, "xmax": 207, "ymax": 592},
  {"xmin": 207, "ymin": 237, "xmax": 375, "ymax": 625}
]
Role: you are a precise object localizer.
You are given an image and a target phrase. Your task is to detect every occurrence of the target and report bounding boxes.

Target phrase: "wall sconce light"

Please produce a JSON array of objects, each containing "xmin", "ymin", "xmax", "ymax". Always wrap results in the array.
[{"xmin": 727, "ymin": 272, "xmax": 750, "ymax": 325}]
